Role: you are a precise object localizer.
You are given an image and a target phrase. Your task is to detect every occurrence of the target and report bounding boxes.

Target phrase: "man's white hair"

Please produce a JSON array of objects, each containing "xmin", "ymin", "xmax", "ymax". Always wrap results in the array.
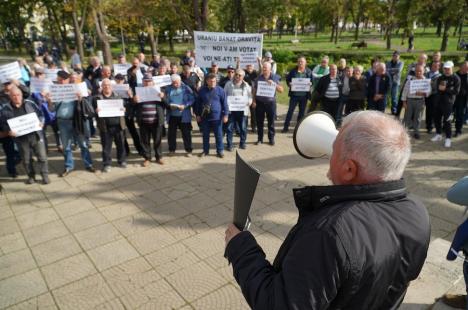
[
  {"xmin": 340, "ymin": 111, "xmax": 411, "ymax": 181},
  {"xmin": 171, "ymin": 74, "xmax": 181, "ymax": 82}
]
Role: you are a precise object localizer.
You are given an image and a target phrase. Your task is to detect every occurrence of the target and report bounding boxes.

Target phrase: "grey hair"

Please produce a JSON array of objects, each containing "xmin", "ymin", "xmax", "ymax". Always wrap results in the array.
[
  {"xmin": 171, "ymin": 74, "xmax": 181, "ymax": 82},
  {"xmin": 340, "ymin": 111, "xmax": 411, "ymax": 181}
]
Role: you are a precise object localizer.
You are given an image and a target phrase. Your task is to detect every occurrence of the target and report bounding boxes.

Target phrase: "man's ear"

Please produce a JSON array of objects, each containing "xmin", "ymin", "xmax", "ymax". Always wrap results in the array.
[{"xmin": 341, "ymin": 159, "xmax": 358, "ymax": 183}]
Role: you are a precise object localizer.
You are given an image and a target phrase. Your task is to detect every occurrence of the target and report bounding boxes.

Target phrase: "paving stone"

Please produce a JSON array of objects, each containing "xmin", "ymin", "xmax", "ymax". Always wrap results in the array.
[
  {"xmin": 31, "ymin": 235, "xmax": 82, "ymax": 267},
  {"xmin": 128, "ymin": 226, "xmax": 177, "ymax": 255},
  {"xmin": 41, "ymin": 253, "xmax": 97, "ymax": 289},
  {"xmin": 52, "ymin": 274, "xmax": 115, "ymax": 310},
  {"xmin": 145, "ymin": 243, "xmax": 200, "ymax": 277},
  {"xmin": 87, "ymin": 239, "xmax": 140, "ymax": 271},
  {"xmin": 22, "ymin": 220, "xmax": 69, "ymax": 247},
  {"xmin": 53, "ymin": 196, "xmax": 96, "ymax": 218},
  {"xmin": 0, "ymin": 232, "xmax": 27, "ymax": 255},
  {"xmin": 182, "ymin": 229, "xmax": 225, "ymax": 260},
  {"xmin": 99, "ymin": 200, "xmax": 141, "ymax": 221},
  {"xmin": 15, "ymin": 208, "xmax": 59, "ymax": 230},
  {"xmin": 6, "ymin": 292, "xmax": 57, "ymax": 310},
  {"xmin": 62, "ymin": 209, "xmax": 108, "ymax": 233},
  {"xmin": 0, "ymin": 248, "xmax": 36, "ymax": 280},
  {"xmin": 192, "ymin": 284, "xmax": 249, "ymax": 310},
  {"xmin": 112, "ymin": 212, "xmax": 158, "ymax": 237},
  {"xmin": 74, "ymin": 223, "xmax": 123, "ymax": 250},
  {"xmin": 0, "ymin": 269, "xmax": 48, "ymax": 309},
  {"xmin": 94, "ymin": 298, "xmax": 126, "ymax": 310}
]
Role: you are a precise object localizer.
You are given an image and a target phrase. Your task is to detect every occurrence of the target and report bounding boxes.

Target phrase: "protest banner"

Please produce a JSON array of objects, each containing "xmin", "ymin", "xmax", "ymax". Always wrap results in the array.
[
  {"xmin": 194, "ymin": 31, "xmax": 263, "ymax": 69},
  {"xmin": 44, "ymin": 68, "xmax": 60, "ymax": 81},
  {"xmin": 112, "ymin": 84, "xmax": 130, "ymax": 98},
  {"xmin": 409, "ymin": 79, "xmax": 431, "ymax": 94},
  {"xmin": 291, "ymin": 78, "xmax": 311, "ymax": 92},
  {"xmin": 97, "ymin": 99, "xmax": 125, "ymax": 117},
  {"xmin": 227, "ymin": 96, "xmax": 249, "ymax": 112},
  {"xmin": 256, "ymin": 81, "xmax": 276, "ymax": 98},
  {"xmin": 135, "ymin": 86, "xmax": 161, "ymax": 102},
  {"xmin": 30, "ymin": 77, "xmax": 53, "ymax": 93},
  {"xmin": 113, "ymin": 64, "xmax": 131, "ymax": 76},
  {"xmin": 49, "ymin": 84, "xmax": 78, "ymax": 102},
  {"xmin": 7, "ymin": 113, "xmax": 41, "ymax": 137},
  {"xmin": 0, "ymin": 62, "xmax": 21, "ymax": 83},
  {"xmin": 152, "ymin": 75, "xmax": 172, "ymax": 88}
]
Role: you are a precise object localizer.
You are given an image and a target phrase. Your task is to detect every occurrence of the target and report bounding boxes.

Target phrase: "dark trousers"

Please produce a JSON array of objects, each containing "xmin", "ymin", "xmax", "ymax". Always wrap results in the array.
[
  {"xmin": 321, "ymin": 98, "xmax": 340, "ymax": 121},
  {"xmin": 124, "ymin": 115, "xmax": 143, "ymax": 155},
  {"xmin": 100, "ymin": 125, "xmax": 126, "ymax": 167},
  {"xmin": 1, "ymin": 137, "xmax": 18, "ymax": 175},
  {"xmin": 283, "ymin": 96, "xmax": 308, "ymax": 130},
  {"xmin": 345, "ymin": 99, "xmax": 365, "ymax": 115},
  {"xmin": 425, "ymin": 95, "xmax": 436, "ymax": 132},
  {"xmin": 43, "ymin": 121, "xmax": 61, "ymax": 152},
  {"xmin": 454, "ymin": 98, "xmax": 467, "ymax": 134},
  {"xmin": 368, "ymin": 98, "xmax": 387, "ymax": 112},
  {"xmin": 256, "ymin": 101, "xmax": 276, "ymax": 143},
  {"xmin": 249, "ymin": 106, "xmax": 257, "ymax": 131},
  {"xmin": 168, "ymin": 116, "xmax": 192, "ymax": 153},
  {"xmin": 434, "ymin": 102, "xmax": 453, "ymax": 138},
  {"xmin": 16, "ymin": 135, "xmax": 48, "ymax": 178},
  {"xmin": 140, "ymin": 122, "xmax": 163, "ymax": 160}
]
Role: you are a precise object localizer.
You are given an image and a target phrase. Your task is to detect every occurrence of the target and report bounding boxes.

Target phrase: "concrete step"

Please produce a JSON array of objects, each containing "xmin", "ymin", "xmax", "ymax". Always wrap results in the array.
[{"xmin": 401, "ymin": 238, "xmax": 464, "ymax": 310}]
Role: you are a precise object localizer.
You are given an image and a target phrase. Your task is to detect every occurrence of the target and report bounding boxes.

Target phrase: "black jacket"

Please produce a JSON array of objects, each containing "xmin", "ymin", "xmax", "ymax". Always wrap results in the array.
[
  {"xmin": 315, "ymin": 74, "xmax": 343, "ymax": 99},
  {"xmin": 226, "ymin": 179, "xmax": 430, "ymax": 310},
  {"xmin": 436, "ymin": 74, "xmax": 461, "ymax": 105},
  {"xmin": 92, "ymin": 92, "xmax": 126, "ymax": 132},
  {"xmin": 367, "ymin": 73, "xmax": 391, "ymax": 101}
]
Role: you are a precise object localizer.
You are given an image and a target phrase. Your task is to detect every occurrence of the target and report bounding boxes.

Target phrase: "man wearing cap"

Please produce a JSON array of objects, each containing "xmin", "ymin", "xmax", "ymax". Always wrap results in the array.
[
  {"xmin": 47, "ymin": 70, "xmax": 95, "ymax": 176},
  {"xmin": 134, "ymin": 73, "xmax": 165, "ymax": 166},
  {"xmin": 93, "ymin": 78, "xmax": 127, "ymax": 172},
  {"xmin": 260, "ymin": 52, "xmax": 277, "ymax": 75},
  {"xmin": 150, "ymin": 54, "xmax": 161, "ymax": 71},
  {"xmin": 386, "ymin": 51, "xmax": 404, "ymax": 115},
  {"xmin": 283, "ymin": 56, "xmax": 313, "ymax": 133},
  {"xmin": 220, "ymin": 65, "xmax": 236, "ymax": 88},
  {"xmin": 165, "ymin": 74, "xmax": 195, "ymax": 156},
  {"xmin": 187, "ymin": 57, "xmax": 205, "ymax": 81},
  {"xmin": 0, "ymin": 86, "xmax": 50, "ymax": 184},
  {"xmin": 431, "ymin": 61, "xmax": 461, "ymax": 148},
  {"xmin": 195, "ymin": 73, "xmax": 229, "ymax": 158}
]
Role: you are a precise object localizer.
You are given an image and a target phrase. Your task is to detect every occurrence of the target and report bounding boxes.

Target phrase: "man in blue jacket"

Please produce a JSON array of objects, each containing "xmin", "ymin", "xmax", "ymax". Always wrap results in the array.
[
  {"xmin": 386, "ymin": 51, "xmax": 404, "ymax": 115},
  {"xmin": 195, "ymin": 73, "xmax": 229, "ymax": 158},
  {"xmin": 367, "ymin": 63, "xmax": 391, "ymax": 112}
]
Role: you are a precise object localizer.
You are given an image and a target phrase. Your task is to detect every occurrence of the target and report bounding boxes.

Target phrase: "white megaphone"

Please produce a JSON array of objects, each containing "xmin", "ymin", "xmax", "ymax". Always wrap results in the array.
[{"xmin": 293, "ymin": 111, "xmax": 338, "ymax": 159}]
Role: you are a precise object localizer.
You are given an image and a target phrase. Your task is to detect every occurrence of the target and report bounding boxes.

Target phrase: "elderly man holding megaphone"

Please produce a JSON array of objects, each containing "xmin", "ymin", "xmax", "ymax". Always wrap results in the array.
[{"xmin": 225, "ymin": 110, "xmax": 431, "ymax": 309}]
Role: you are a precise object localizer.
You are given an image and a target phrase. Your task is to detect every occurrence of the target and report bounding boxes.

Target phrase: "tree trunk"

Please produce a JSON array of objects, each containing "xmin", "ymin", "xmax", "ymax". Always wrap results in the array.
[
  {"xmin": 440, "ymin": 20, "xmax": 450, "ymax": 52},
  {"xmin": 330, "ymin": 24, "xmax": 335, "ymax": 42},
  {"xmin": 386, "ymin": 26, "xmax": 392, "ymax": 49},
  {"xmin": 335, "ymin": 19, "xmax": 339, "ymax": 44},
  {"xmin": 201, "ymin": 0, "xmax": 208, "ymax": 30},
  {"xmin": 50, "ymin": 7, "xmax": 70, "ymax": 59},
  {"xmin": 169, "ymin": 31, "xmax": 174, "ymax": 52},
  {"xmin": 92, "ymin": 4, "xmax": 112, "ymax": 65},
  {"xmin": 193, "ymin": 0, "xmax": 201, "ymax": 30},
  {"xmin": 436, "ymin": 20, "xmax": 442, "ymax": 37},
  {"xmin": 71, "ymin": 0, "xmax": 86, "ymax": 63},
  {"xmin": 146, "ymin": 20, "xmax": 158, "ymax": 55}
]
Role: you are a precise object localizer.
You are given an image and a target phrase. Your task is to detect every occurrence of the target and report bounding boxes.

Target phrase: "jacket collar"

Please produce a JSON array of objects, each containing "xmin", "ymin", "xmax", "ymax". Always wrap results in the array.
[{"xmin": 293, "ymin": 179, "xmax": 407, "ymax": 212}]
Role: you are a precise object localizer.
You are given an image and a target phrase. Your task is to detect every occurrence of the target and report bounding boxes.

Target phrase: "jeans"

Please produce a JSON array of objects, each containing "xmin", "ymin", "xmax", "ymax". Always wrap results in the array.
[
  {"xmin": 390, "ymin": 83, "xmax": 400, "ymax": 114},
  {"xmin": 100, "ymin": 125, "xmax": 126, "ymax": 166},
  {"xmin": 58, "ymin": 119, "xmax": 93, "ymax": 170},
  {"xmin": 16, "ymin": 134, "xmax": 48, "ymax": 178},
  {"xmin": 283, "ymin": 96, "xmax": 308, "ymax": 131},
  {"xmin": 256, "ymin": 101, "xmax": 276, "ymax": 143},
  {"xmin": 168, "ymin": 116, "xmax": 192, "ymax": 153},
  {"xmin": 226, "ymin": 112, "xmax": 247, "ymax": 148},
  {"xmin": 336, "ymin": 95, "xmax": 348, "ymax": 124},
  {"xmin": 140, "ymin": 123, "xmax": 163, "ymax": 160},
  {"xmin": 201, "ymin": 119, "xmax": 224, "ymax": 154},
  {"xmin": 1, "ymin": 137, "xmax": 18, "ymax": 175}
]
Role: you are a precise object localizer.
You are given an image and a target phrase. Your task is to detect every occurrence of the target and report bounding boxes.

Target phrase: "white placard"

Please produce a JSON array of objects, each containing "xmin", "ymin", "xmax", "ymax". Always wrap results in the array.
[
  {"xmin": 97, "ymin": 99, "xmax": 124, "ymax": 117},
  {"xmin": 44, "ymin": 68, "xmax": 60, "ymax": 81},
  {"xmin": 30, "ymin": 77, "xmax": 53, "ymax": 93},
  {"xmin": 112, "ymin": 84, "xmax": 130, "ymax": 98},
  {"xmin": 256, "ymin": 81, "xmax": 276, "ymax": 98},
  {"xmin": 0, "ymin": 62, "xmax": 21, "ymax": 83},
  {"xmin": 194, "ymin": 31, "xmax": 263, "ymax": 69},
  {"xmin": 409, "ymin": 79, "xmax": 431, "ymax": 94},
  {"xmin": 135, "ymin": 86, "xmax": 161, "ymax": 102},
  {"xmin": 291, "ymin": 78, "xmax": 311, "ymax": 92},
  {"xmin": 152, "ymin": 75, "xmax": 172, "ymax": 88},
  {"xmin": 7, "ymin": 113, "xmax": 41, "ymax": 137},
  {"xmin": 239, "ymin": 52, "xmax": 259, "ymax": 70},
  {"xmin": 227, "ymin": 96, "xmax": 249, "ymax": 111},
  {"xmin": 113, "ymin": 64, "xmax": 131, "ymax": 76},
  {"xmin": 136, "ymin": 69, "xmax": 143, "ymax": 86},
  {"xmin": 76, "ymin": 82, "xmax": 89, "ymax": 97},
  {"xmin": 49, "ymin": 84, "xmax": 78, "ymax": 102}
]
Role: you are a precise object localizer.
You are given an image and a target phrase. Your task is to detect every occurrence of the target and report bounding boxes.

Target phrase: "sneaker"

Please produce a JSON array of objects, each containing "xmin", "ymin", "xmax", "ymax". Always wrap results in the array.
[
  {"xmin": 142, "ymin": 160, "xmax": 150, "ymax": 167},
  {"xmin": 25, "ymin": 177, "xmax": 35, "ymax": 184},
  {"xmin": 454, "ymin": 131, "xmax": 461, "ymax": 138},
  {"xmin": 444, "ymin": 138, "xmax": 451, "ymax": 148},
  {"xmin": 198, "ymin": 152, "xmax": 208, "ymax": 157},
  {"xmin": 217, "ymin": 153, "xmax": 224, "ymax": 158},
  {"xmin": 226, "ymin": 146, "xmax": 233, "ymax": 152},
  {"xmin": 60, "ymin": 169, "xmax": 73, "ymax": 177},
  {"xmin": 156, "ymin": 159, "xmax": 165, "ymax": 165},
  {"xmin": 431, "ymin": 134, "xmax": 442, "ymax": 142},
  {"xmin": 239, "ymin": 144, "xmax": 246, "ymax": 150},
  {"xmin": 185, "ymin": 152, "xmax": 192, "ymax": 158},
  {"xmin": 119, "ymin": 162, "xmax": 127, "ymax": 168},
  {"xmin": 255, "ymin": 141, "xmax": 263, "ymax": 145},
  {"xmin": 441, "ymin": 294, "xmax": 467, "ymax": 309},
  {"xmin": 86, "ymin": 166, "xmax": 96, "ymax": 173},
  {"xmin": 9, "ymin": 172, "xmax": 18, "ymax": 179},
  {"xmin": 102, "ymin": 166, "xmax": 111, "ymax": 173},
  {"xmin": 42, "ymin": 175, "xmax": 50, "ymax": 185}
]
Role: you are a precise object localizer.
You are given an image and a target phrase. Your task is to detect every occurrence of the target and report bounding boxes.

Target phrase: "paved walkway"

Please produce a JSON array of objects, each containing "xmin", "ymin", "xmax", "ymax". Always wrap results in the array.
[{"xmin": 1, "ymin": 105, "xmax": 467, "ymax": 309}]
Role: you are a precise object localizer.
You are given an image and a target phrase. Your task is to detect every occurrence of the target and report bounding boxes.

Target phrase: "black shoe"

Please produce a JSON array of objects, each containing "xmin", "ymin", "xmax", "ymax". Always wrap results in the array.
[
  {"xmin": 42, "ymin": 175, "xmax": 50, "ymax": 185},
  {"xmin": 413, "ymin": 133, "xmax": 420, "ymax": 140},
  {"xmin": 239, "ymin": 144, "xmax": 246, "ymax": 150},
  {"xmin": 86, "ymin": 166, "xmax": 96, "ymax": 173},
  {"xmin": 217, "ymin": 152, "xmax": 224, "ymax": 158},
  {"xmin": 281, "ymin": 128, "xmax": 289, "ymax": 133},
  {"xmin": 198, "ymin": 152, "xmax": 208, "ymax": 157},
  {"xmin": 9, "ymin": 172, "xmax": 18, "ymax": 179},
  {"xmin": 60, "ymin": 169, "xmax": 72, "ymax": 177},
  {"xmin": 454, "ymin": 132, "xmax": 461, "ymax": 138},
  {"xmin": 427, "ymin": 128, "xmax": 433, "ymax": 134},
  {"xmin": 25, "ymin": 177, "xmax": 35, "ymax": 185},
  {"xmin": 268, "ymin": 140, "xmax": 275, "ymax": 146},
  {"xmin": 226, "ymin": 147, "xmax": 233, "ymax": 152},
  {"xmin": 255, "ymin": 141, "xmax": 263, "ymax": 145}
]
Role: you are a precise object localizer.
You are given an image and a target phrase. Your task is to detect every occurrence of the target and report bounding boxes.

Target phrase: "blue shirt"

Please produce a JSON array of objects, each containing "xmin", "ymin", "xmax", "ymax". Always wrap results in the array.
[
  {"xmin": 165, "ymin": 84, "xmax": 195, "ymax": 123},
  {"xmin": 195, "ymin": 86, "xmax": 228, "ymax": 121}
]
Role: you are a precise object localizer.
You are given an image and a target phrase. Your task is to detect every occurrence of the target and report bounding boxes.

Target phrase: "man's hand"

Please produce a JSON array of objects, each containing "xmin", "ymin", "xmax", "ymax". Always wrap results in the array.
[
  {"xmin": 8, "ymin": 131, "xmax": 16, "ymax": 137},
  {"xmin": 196, "ymin": 116, "xmax": 201, "ymax": 123},
  {"xmin": 251, "ymin": 101, "xmax": 256, "ymax": 108},
  {"xmin": 225, "ymin": 223, "xmax": 241, "ymax": 245},
  {"xmin": 159, "ymin": 92, "xmax": 165, "ymax": 99},
  {"xmin": 133, "ymin": 95, "xmax": 140, "ymax": 103},
  {"xmin": 402, "ymin": 101, "xmax": 407, "ymax": 110},
  {"xmin": 267, "ymin": 79, "xmax": 275, "ymax": 86},
  {"xmin": 178, "ymin": 105, "xmax": 184, "ymax": 111},
  {"xmin": 76, "ymin": 92, "xmax": 82, "ymax": 101},
  {"xmin": 223, "ymin": 115, "xmax": 228, "ymax": 124}
]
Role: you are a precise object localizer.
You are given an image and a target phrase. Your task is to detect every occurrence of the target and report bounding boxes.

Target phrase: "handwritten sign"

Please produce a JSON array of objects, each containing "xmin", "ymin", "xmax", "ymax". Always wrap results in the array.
[
  {"xmin": 97, "ymin": 99, "xmax": 124, "ymax": 117},
  {"xmin": 135, "ymin": 86, "xmax": 161, "ymax": 102},
  {"xmin": 291, "ymin": 78, "xmax": 311, "ymax": 92},
  {"xmin": 49, "ymin": 84, "xmax": 78, "ymax": 102},
  {"xmin": 0, "ymin": 62, "xmax": 21, "ymax": 83},
  {"xmin": 112, "ymin": 84, "xmax": 130, "ymax": 98},
  {"xmin": 30, "ymin": 77, "xmax": 53, "ymax": 93},
  {"xmin": 256, "ymin": 81, "xmax": 276, "ymax": 98},
  {"xmin": 7, "ymin": 113, "xmax": 41, "ymax": 137},
  {"xmin": 194, "ymin": 31, "xmax": 263, "ymax": 69},
  {"xmin": 227, "ymin": 96, "xmax": 249, "ymax": 112},
  {"xmin": 113, "ymin": 64, "xmax": 131, "ymax": 76},
  {"xmin": 152, "ymin": 75, "xmax": 172, "ymax": 88},
  {"xmin": 409, "ymin": 79, "xmax": 431, "ymax": 94},
  {"xmin": 44, "ymin": 68, "xmax": 60, "ymax": 81}
]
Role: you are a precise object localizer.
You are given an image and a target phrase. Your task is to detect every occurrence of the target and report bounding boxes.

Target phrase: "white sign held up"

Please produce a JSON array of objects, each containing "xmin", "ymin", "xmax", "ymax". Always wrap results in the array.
[
  {"xmin": 239, "ymin": 52, "xmax": 259, "ymax": 70},
  {"xmin": 97, "ymin": 99, "xmax": 125, "ymax": 118},
  {"xmin": 0, "ymin": 62, "xmax": 22, "ymax": 83},
  {"xmin": 112, "ymin": 84, "xmax": 130, "ymax": 98},
  {"xmin": 409, "ymin": 79, "xmax": 431, "ymax": 94},
  {"xmin": 135, "ymin": 86, "xmax": 161, "ymax": 102},
  {"xmin": 256, "ymin": 81, "xmax": 276, "ymax": 98},
  {"xmin": 30, "ymin": 77, "xmax": 53, "ymax": 93},
  {"xmin": 49, "ymin": 84, "xmax": 78, "ymax": 102},
  {"xmin": 227, "ymin": 96, "xmax": 249, "ymax": 112},
  {"xmin": 113, "ymin": 64, "xmax": 131, "ymax": 76},
  {"xmin": 44, "ymin": 68, "xmax": 60, "ymax": 81},
  {"xmin": 76, "ymin": 82, "xmax": 89, "ymax": 97},
  {"xmin": 152, "ymin": 75, "xmax": 172, "ymax": 88},
  {"xmin": 291, "ymin": 78, "xmax": 311, "ymax": 92},
  {"xmin": 194, "ymin": 31, "xmax": 263, "ymax": 69},
  {"xmin": 7, "ymin": 113, "xmax": 42, "ymax": 137}
]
